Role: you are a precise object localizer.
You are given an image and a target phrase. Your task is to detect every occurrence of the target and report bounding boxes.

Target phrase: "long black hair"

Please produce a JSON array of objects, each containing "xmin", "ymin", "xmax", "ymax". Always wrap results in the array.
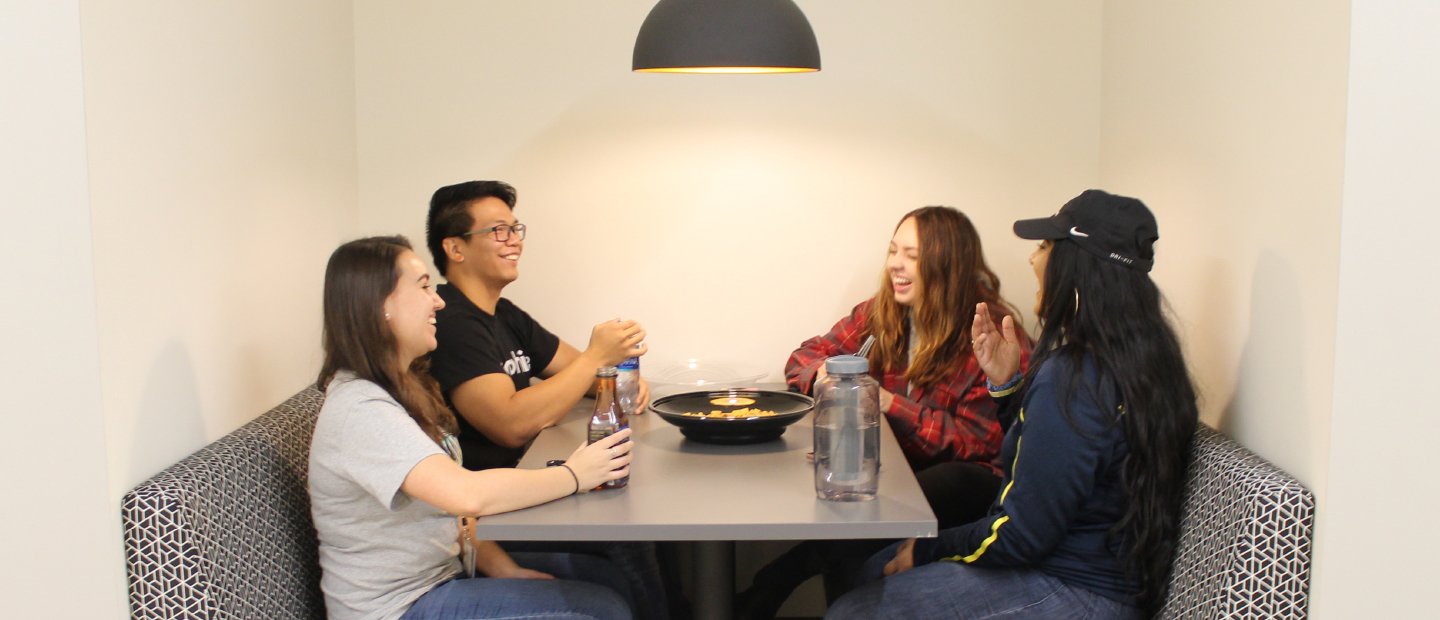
[{"xmin": 1026, "ymin": 238, "xmax": 1197, "ymax": 613}]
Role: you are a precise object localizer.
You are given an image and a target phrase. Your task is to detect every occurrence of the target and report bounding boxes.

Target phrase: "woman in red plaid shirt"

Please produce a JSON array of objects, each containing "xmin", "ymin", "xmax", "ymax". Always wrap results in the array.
[{"xmin": 737, "ymin": 206, "xmax": 1031, "ymax": 619}]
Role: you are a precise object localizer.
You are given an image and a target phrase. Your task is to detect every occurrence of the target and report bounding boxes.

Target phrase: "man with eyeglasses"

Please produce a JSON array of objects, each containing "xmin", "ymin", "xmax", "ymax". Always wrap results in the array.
[
  {"xmin": 424, "ymin": 179, "xmax": 649, "ymax": 471},
  {"xmin": 423, "ymin": 180, "xmax": 676, "ymax": 620}
]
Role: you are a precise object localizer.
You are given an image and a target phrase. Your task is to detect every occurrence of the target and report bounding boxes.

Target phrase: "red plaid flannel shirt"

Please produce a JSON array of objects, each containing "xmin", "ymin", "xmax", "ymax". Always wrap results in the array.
[{"xmin": 785, "ymin": 299, "xmax": 1031, "ymax": 476}]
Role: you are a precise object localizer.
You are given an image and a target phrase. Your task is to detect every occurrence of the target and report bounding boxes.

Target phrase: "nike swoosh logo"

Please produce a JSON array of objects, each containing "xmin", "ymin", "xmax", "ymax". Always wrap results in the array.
[{"xmin": 1069, "ymin": 226, "xmax": 1090, "ymax": 238}]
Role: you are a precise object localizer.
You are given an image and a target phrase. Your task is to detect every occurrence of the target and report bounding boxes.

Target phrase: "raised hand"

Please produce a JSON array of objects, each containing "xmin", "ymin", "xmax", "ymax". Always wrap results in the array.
[{"xmin": 971, "ymin": 302, "xmax": 1022, "ymax": 385}]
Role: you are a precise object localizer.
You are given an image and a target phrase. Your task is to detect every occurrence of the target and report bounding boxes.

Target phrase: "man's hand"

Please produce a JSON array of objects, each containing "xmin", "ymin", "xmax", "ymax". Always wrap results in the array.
[
  {"xmin": 586, "ymin": 319, "xmax": 648, "ymax": 368},
  {"xmin": 634, "ymin": 376, "xmax": 651, "ymax": 414}
]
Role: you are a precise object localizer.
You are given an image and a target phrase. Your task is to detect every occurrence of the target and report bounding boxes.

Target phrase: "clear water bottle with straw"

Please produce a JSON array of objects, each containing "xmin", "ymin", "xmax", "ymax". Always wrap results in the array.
[{"xmin": 813, "ymin": 355, "xmax": 880, "ymax": 501}]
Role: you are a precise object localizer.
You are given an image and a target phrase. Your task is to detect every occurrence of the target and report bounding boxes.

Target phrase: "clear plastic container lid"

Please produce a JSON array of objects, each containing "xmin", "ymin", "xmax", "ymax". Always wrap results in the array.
[
  {"xmin": 646, "ymin": 358, "xmax": 767, "ymax": 391},
  {"xmin": 824, "ymin": 355, "xmax": 869, "ymax": 375}
]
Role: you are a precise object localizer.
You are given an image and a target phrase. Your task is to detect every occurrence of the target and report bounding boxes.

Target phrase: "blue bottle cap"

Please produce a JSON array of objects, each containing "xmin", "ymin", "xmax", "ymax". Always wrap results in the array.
[{"xmin": 825, "ymin": 355, "xmax": 869, "ymax": 375}]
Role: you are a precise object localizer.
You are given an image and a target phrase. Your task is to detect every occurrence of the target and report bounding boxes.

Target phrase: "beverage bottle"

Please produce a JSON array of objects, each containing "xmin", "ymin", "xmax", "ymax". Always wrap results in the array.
[
  {"xmin": 813, "ymin": 355, "xmax": 880, "ymax": 501},
  {"xmin": 588, "ymin": 366, "xmax": 630, "ymax": 489},
  {"xmin": 616, "ymin": 356, "xmax": 641, "ymax": 415}
]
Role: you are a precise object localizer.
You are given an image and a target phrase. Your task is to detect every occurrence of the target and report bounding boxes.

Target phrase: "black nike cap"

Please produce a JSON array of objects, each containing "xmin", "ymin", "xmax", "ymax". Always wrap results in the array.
[{"xmin": 1013, "ymin": 189, "xmax": 1158, "ymax": 272}]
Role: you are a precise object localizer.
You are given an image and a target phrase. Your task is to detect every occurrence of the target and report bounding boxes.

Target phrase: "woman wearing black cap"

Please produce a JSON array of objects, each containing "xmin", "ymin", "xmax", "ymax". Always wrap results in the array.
[{"xmin": 825, "ymin": 190, "xmax": 1198, "ymax": 619}]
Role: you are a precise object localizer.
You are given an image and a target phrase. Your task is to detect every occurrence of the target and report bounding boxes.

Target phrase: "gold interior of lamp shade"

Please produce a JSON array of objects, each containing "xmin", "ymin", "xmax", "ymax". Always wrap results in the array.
[{"xmin": 636, "ymin": 66, "xmax": 820, "ymax": 74}]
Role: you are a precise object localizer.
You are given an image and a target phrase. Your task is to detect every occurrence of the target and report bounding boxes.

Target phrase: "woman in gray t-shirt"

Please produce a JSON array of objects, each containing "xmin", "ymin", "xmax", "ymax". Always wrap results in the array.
[{"xmin": 311, "ymin": 236, "xmax": 635, "ymax": 620}]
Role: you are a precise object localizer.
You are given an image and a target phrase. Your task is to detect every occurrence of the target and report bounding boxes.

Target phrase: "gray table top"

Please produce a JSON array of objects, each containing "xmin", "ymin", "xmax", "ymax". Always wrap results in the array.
[{"xmin": 469, "ymin": 389, "xmax": 938, "ymax": 542}]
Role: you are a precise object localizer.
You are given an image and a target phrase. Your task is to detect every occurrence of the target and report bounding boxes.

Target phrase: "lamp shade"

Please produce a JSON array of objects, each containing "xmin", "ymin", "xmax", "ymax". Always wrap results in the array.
[{"xmin": 633, "ymin": 0, "xmax": 821, "ymax": 74}]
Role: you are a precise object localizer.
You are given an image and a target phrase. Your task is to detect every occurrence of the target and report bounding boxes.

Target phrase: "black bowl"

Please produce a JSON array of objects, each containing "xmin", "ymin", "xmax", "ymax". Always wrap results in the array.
[{"xmin": 650, "ymin": 389, "xmax": 813, "ymax": 444}]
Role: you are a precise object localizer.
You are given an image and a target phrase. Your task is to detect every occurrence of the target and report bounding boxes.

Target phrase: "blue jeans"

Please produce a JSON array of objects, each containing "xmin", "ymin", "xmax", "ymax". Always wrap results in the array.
[
  {"xmin": 400, "ymin": 552, "xmax": 633, "ymax": 620},
  {"xmin": 824, "ymin": 542, "xmax": 1141, "ymax": 620},
  {"xmin": 499, "ymin": 540, "xmax": 675, "ymax": 620}
]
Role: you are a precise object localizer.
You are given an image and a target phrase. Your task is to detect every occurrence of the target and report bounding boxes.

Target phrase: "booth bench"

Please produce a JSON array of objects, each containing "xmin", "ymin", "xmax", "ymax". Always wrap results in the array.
[{"xmin": 122, "ymin": 387, "xmax": 1315, "ymax": 619}]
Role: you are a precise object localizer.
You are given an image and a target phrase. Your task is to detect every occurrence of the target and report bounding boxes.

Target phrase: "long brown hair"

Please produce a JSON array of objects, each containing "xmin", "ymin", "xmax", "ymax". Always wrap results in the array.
[
  {"xmin": 868, "ymin": 207, "xmax": 1019, "ymax": 389},
  {"xmin": 317, "ymin": 235, "xmax": 457, "ymax": 443}
]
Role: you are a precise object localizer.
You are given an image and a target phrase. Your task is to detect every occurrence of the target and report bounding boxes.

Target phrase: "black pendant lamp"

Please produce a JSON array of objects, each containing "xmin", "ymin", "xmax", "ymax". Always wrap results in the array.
[{"xmin": 632, "ymin": 0, "xmax": 821, "ymax": 74}]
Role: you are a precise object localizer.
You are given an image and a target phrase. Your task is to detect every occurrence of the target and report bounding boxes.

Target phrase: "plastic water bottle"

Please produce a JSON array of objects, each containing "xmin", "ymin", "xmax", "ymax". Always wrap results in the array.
[
  {"xmin": 616, "ymin": 356, "xmax": 640, "ymax": 415},
  {"xmin": 588, "ymin": 366, "xmax": 629, "ymax": 489},
  {"xmin": 813, "ymin": 355, "xmax": 880, "ymax": 501}
]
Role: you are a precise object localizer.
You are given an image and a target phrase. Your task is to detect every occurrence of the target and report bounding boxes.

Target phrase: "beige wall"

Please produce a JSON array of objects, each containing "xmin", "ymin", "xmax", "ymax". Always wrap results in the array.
[
  {"xmin": 1098, "ymin": 5, "xmax": 1354, "ymax": 611},
  {"xmin": 355, "ymin": 2, "xmax": 1101, "ymax": 613},
  {"xmin": 79, "ymin": 0, "xmax": 360, "ymax": 502},
  {"xmin": 355, "ymin": 0, "xmax": 1101, "ymax": 382},
  {"xmin": 1100, "ymin": 0, "xmax": 1351, "ymax": 493},
  {"xmin": 1099, "ymin": 0, "xmax": 1438, "ymax": 616},
  {"xmin": 1, "ymin": 2, "xmax": 124, "ymax": 617},
  {"xmin": 2, "ymin": 1, "xmax": 356, "ymax": 617},
  {"xmin": 1320, "ymin": 2, "xmax": 1440, "ymax": 616},
  {"xmin": 11, "ymin": 0, "xmax": 1432, "ymax": 616}
]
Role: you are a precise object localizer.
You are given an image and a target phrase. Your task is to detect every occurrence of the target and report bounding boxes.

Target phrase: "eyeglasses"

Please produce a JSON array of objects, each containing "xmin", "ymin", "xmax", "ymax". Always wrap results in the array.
[{"xmin": 458, "ymin": 222, "xmax": 527, "ymax": 242}]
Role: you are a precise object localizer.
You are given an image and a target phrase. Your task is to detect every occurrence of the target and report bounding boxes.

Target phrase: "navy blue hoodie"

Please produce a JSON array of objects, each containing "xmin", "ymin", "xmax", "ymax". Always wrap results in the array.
[{"xmin": 909, "ymin": 353, "xmax": 1138, "ymax": 603}]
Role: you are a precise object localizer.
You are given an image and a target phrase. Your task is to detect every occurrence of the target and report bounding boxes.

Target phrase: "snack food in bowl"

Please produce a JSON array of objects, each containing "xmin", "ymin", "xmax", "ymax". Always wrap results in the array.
[
  {"xmin": 680, "ymin": 408, "xmax": 779, "ymax": 419},
  {"xmin": 650, "ymin": 389, "xmax": 812, "ymax": 444}
]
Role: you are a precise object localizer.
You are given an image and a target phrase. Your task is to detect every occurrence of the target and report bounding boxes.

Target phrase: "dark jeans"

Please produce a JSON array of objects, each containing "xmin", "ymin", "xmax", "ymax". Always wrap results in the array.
[
  {"xmin": 827, "ymin": 549, "xmax": 1143, "ymax": 620},
  {"xmin": 499, "ymin": 540, "xmax": 687, "ymax": 620},
  {"xmin": 736, "ymin": 461, "xmax": 1002, "ymax": 619}
]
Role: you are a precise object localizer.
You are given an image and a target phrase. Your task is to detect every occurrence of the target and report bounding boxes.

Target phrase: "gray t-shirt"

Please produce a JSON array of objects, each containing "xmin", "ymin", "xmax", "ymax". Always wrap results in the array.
[{"xmin": 309, "ymin": 373, "xmax": 463, "ymax": 620}]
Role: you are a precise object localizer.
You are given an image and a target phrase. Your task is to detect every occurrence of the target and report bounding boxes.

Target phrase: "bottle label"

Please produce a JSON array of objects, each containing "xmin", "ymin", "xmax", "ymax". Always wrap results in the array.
[
  {"xmin": 588, "ymin": 426, "xmax": 614, "ymax": 444},
  {"xmin": 618, "ymin": 357, "xmax": 640, "ymax": 371},
  {"xmin": 588, "ymin": 423, "xmax": 631, "ymax": 490}
]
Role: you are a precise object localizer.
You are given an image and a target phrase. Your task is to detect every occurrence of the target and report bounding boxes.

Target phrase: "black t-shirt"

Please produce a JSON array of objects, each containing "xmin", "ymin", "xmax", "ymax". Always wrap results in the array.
[{"xmin": 429, "ymin": 284, "xmax": 560, "ymax": 470}]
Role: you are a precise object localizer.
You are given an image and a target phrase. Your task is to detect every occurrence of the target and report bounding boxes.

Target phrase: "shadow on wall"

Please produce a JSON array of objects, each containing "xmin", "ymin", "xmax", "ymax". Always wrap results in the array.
[
  {"xmin": 127, "ymin": 341, "xmax": 205, "ymax": 487},
  {"xmin": 1217, "ymin": 251, "xmax": 1308, "ymax": 455},
  {"xmin": 1171, "ymin": 253, "xmax": 1235, "ymax": 427}
]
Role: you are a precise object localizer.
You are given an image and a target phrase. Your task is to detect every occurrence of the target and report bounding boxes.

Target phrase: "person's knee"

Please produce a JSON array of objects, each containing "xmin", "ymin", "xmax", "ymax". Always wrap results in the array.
[
  {"xmin": 822, "ymin": 588, "xmax": 875, "ymax": 620},
  {"xmin": 567, "ymin": 581, "xmax": 634, "ymax": 620}
]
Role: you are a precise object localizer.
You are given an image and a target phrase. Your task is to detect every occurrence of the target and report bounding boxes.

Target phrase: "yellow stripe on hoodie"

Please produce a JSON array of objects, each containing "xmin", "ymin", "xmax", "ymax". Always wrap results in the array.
[{"xmin": 943, "ymin": 407, "xmax": 1024, "ymax": 564}]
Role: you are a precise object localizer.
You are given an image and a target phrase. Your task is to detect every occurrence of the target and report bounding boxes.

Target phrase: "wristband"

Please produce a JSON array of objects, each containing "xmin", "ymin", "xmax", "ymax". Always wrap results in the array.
[
  {"xmin": 986, "ymin": 371, "xmax": 1023, "ymax": 396},
  {"xmin": 555, "ymin": 463, "xmax": 580, "ymax": 496}
]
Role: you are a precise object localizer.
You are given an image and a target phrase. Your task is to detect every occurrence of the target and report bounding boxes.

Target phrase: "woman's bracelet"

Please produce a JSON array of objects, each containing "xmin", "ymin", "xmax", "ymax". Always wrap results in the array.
[
  {"xmin": 555, "ymin": 463, "xmax": 580, "ymax": 496},
  {"xmin": 986, "ymin": 371, "xmax": 1023, "ymax": 394}
]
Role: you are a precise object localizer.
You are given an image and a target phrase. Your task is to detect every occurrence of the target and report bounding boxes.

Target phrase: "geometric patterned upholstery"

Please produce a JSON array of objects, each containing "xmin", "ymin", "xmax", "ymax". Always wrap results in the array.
[
  {"xmin": 122, "ymin": 386, "xmax": 326, "ymax": 620},
  {"xmin": 121, "ymin": 391, "xmax": 1313, "ymax": 619},
  {"xmin": 1158, "ymin": 424, "xmax": 1315, "ymax": 619}
]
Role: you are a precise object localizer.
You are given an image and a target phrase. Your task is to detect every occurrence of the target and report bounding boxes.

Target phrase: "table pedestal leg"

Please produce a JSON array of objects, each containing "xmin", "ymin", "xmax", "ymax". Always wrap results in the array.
[{"xmin": 692, "ymin": 540, "xmax": 734, "ymax": 620}]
